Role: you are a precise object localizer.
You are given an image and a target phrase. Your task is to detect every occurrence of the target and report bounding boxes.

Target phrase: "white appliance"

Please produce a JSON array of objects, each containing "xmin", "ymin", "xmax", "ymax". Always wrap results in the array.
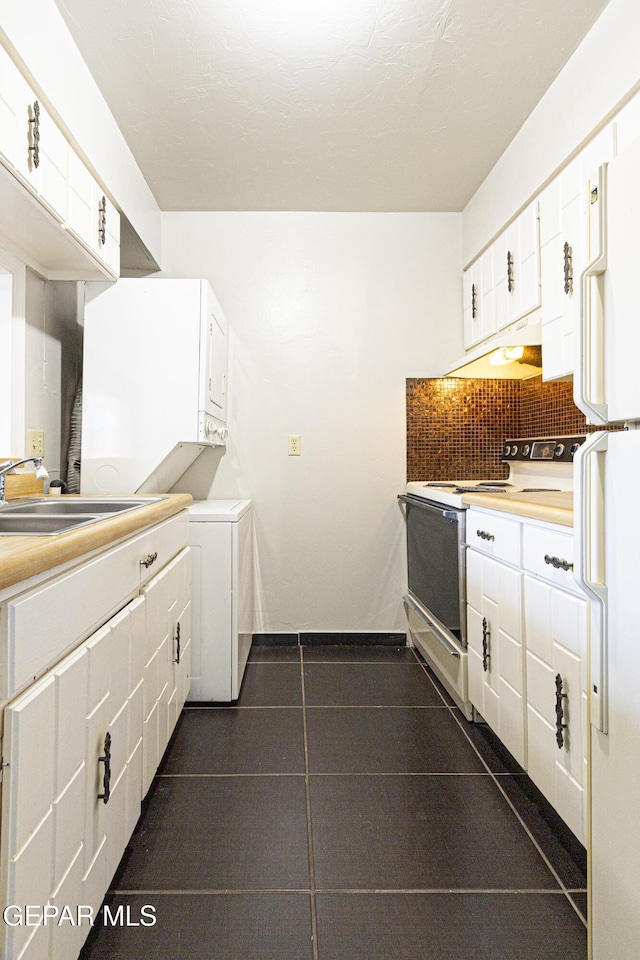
[
  {"xmin": 401, "ymin": 437, "xmax": 582, "ymax": 721},
  {"xmin": 81, "ymin": 278, "xmax": 228, "ymax": 495},
  {"xmin": 573, "ymin": 134, "xmax": 640, "ymax": 959},
  {"xmin": 187, "ymin": 499, "xmax": 254, "ymax": 702}
]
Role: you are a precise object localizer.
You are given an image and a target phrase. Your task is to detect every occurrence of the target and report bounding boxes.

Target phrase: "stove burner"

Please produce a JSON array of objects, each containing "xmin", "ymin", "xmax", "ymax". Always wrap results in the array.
[
  {"xmin": 424, "ymin": 482, "xmax": 458, "ymax": 488},
  {"xmin": 478, "ymin": 481, "xmax": 512, "ymax": 487}
]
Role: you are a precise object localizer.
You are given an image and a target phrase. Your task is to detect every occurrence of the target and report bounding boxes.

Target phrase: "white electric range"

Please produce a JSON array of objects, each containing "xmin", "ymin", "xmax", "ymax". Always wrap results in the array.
[{"xmin": 400, "ymin": 436, "xmax": 586, "ymax": 718}]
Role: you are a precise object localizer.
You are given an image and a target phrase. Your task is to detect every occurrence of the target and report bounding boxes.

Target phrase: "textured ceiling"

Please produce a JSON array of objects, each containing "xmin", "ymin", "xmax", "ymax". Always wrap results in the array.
[{"xmin": 54, "ymin": 0, "xmax": 610, "ymax": 211}]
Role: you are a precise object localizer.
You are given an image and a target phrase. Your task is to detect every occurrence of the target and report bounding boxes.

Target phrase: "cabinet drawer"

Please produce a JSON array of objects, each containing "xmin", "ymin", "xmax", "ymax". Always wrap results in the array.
[
  {"xmin": 0, "ymin": 512, "xmax": 188, "ymax": 700},
  {"xmin": 522, "ymin": 524, "xmax": 579, "ymax": 592},
  {"xmin": 466, "ymin": 508, "xmax": 521, "ymax": 565}
]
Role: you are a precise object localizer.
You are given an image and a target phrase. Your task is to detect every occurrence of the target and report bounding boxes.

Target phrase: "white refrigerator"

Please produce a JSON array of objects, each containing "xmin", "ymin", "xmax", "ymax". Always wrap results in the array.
[{"xmin": 573, "ymin": 133, "xmax": 640, "ymax": 959}]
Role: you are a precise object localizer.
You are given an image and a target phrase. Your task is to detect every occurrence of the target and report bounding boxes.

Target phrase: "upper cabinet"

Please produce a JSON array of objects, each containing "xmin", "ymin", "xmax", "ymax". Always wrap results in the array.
[
  {"xmin": 0, "ymin": 43, "xmax": 119, "ymax": 280},
  {"xmin": 494, "ymin": 201, "xmax": 540, "ymax": 332},
  {"xmin": 463, "ymin": 202, "xmax": 539, "ymax": 351},
  {"xmin": 539, "ymin": 125, "xmax": 614, "ymax": 381}
]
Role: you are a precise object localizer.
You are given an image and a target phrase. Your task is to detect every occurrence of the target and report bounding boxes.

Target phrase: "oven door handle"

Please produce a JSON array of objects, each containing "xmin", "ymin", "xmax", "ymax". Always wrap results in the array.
[
  {"xmin": 398, "ymin": 494, "xmax": 461, "ymax": 521},
  {"xmin": 403, "ymin": 595, "xmax": 461, "ymax": 659}
]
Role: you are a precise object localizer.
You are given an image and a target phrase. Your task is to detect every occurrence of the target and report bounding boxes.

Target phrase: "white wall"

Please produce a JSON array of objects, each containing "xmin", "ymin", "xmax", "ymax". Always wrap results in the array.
[
  {"xmin": 161, "ymin": 212, "xmax": 461, "ymax": 634},
  {"xmin": 463, "ymin": 0, "xmax": 640, "ymax": 263}
]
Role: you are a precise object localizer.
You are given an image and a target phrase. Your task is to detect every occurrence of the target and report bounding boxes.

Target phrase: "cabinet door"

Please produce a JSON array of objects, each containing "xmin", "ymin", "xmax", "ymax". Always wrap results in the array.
[
  {"xmin": 0, "ymin": 645, "xmax": 88, "ymax": 960},
  {"xmin": 141, "ymin": 547, "xmax": 190, "ymax": 796},
  {"xmin": 0, "ymin": 45, "xmax": 25, "ymax": 171},
  {"xmin": 467, "ymin": 549, "xmax": 525, "ymax": 766},
  {"xmin": 524, "ymin": 575, "xmax": 587, "ymax": 841},
  {"xmin": 495, "ymin": 202, "xmax": 540, "ymax": 331},
  {"xmin": 11, "ymin": 83, "xmax": 68, "ymax": 225}
]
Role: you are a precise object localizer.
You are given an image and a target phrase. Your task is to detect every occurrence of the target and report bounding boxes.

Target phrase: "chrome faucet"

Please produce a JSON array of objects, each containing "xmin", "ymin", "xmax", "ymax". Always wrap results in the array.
[{"xmin": 0, "ymin": 457, "xmax": 49, "ymax": 506}]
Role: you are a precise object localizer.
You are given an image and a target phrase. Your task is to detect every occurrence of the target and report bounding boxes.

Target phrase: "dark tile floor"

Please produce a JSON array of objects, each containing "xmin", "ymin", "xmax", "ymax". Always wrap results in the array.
[{"xmin": 80, "ymin": 645, "xmax": 587, "ymax": 960}]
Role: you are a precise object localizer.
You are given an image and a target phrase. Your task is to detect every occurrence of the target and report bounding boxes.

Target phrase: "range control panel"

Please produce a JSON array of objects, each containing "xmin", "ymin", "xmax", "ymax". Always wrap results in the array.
[{"xmin": 500, "ymin": 436, "xmax": 586, "ymax": 462}]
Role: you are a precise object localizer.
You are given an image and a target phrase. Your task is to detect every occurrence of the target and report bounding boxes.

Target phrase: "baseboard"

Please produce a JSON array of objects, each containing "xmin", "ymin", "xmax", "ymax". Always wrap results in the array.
[{"xmin": 252, "ymin": 631, "xmax": 407, "ymax": 647}]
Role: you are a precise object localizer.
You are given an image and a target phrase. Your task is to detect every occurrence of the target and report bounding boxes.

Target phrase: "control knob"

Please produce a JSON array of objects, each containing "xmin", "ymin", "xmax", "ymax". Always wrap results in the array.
[
  {"xmin": 554, "ymin": 443, "xmax": 565, "ymax": 458},
  {"xmin": 510, "ymin": 445, "xmax": 518, "ymax": 457},
  {"xmin": 570, "ymin": 442, "xmax": 581, "ymax": 457},
  {"xmin": 522, "ymin": 444, "xmax": 531, "ymax": 456}
]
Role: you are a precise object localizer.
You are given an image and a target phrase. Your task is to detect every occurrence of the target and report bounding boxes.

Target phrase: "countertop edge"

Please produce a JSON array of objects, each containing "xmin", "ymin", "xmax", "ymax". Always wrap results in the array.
[
  {"xmin": 461, "ymin": 492, "xmax": 573, "ymax": 527},
  {"xmin": 0, "ymin": 494, "xmax": 193, "ymax": 592}
]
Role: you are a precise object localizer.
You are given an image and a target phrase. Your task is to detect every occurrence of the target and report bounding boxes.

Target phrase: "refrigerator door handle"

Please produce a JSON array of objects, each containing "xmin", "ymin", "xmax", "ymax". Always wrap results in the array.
[
  {"xmin": 575, "ymin": 163, "xmax": 608, "ymax": 425},
  {"xmin": 574, "ymin": 431, "xmax": 609, "ymax": 734}
]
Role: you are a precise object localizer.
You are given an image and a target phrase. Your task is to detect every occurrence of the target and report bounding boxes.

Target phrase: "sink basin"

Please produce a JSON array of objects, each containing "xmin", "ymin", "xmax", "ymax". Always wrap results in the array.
[
  {"xmin": 0, "ymin": 515, "xmax": 98, "ymax": 535},
  {"xmin": 2, "ymin": 498, "xmax": 159, "ymax": 516},
  {"xmin": 0, "ymin": 497, "xmax": 165, "ymax": 535}
]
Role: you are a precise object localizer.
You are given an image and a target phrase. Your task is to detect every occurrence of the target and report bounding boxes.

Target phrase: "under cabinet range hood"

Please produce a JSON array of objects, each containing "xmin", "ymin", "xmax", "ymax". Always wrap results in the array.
[{"xmin": 445, "ymin": 313, "xmax": 543, "ymax": 380}]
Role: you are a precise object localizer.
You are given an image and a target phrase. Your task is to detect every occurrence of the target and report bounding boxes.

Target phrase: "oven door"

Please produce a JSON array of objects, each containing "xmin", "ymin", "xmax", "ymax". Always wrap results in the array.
[
  {"xmin": 399, "ymin": 495, "xmax": 472, "ymax": 719},
  {"xmin": 399, "ymin": 495, "xmax": 466, "ymax": 643}
]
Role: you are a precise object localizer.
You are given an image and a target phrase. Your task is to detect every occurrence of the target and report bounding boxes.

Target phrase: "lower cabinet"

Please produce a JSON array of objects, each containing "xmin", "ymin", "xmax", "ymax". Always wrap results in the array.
[
  {"xmin": 467, "ymin": 549, "xmax": 526, "ymax": 767},
  {"xmin": 466, "ymin": 506, "xmax": 587, "ymax": 844},
  {"xmin": 0, "ymin": 514, "xmax": 190, "ymax": 960},
  {"xmin": 523, "ymin": 573, "xmax": 587, "ymax": 843},
  {"xmin": 141, "ymin": 547, "xmax": 191, "ymax": 796}
]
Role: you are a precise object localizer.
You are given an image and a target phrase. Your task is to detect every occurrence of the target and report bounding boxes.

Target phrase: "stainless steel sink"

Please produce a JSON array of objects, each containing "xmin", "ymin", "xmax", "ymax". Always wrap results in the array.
[
  {"xmin": 1, "ymin": 498, "xmax": 159, "ymax": 516},
  {"xmin": 0, "ymin": 497, "xmax": 165, "ymax": 536},
  {"xmin": 0, "ymin": 515, "xmax": 98, "ymax": 535}
]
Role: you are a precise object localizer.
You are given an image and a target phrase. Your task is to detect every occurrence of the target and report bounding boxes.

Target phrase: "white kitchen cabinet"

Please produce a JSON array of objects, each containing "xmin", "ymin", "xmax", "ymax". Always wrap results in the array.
[
  {"xmin": 67, "ymin": 153, "xmax": 120, "ymax": 277},
  {"xmin": 141, "ymin": 547, "xmax": 191, "ymax": 797},
  {"xmin": 494, "ymin": 201, "xmax": 540, "ymax": 331},
  {"xmin": 463, "ymin": 247, "xmax": 496, "ymax": 349},
  {"xmin": 0, "ymin": 508, "xmax": 189, "ymax": 960},
  {"xmin": 0, "ymin": 42, "xmax": 119, "ymax": 280},
  {"xmin": 614, "ymin": 89, "xmax": 640, "ymax": 156},
  {"xmin": 466, "ymin": 526, "xmax": 526, "ymax": 767},
  {"xmin": 521, "ymin": 521, "xmax": 587, "ymax": 843},
  {"xmin": 540, "ymin": 125, "xmax": 614, "ymax": 380},
  {"xmin": 524, "ymin": 575, "xmax": 587, "ymax": 842}
]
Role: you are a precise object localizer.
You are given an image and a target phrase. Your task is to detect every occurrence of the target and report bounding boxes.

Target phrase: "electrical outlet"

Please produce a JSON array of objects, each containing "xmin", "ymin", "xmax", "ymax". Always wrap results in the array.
[
  {"xmin": 288, "ymin": 434, "xmax": 301, "ymax": 456},
  {"xmin": 27, "ymin": 429, "xmax": 45, "ymax": 458}
]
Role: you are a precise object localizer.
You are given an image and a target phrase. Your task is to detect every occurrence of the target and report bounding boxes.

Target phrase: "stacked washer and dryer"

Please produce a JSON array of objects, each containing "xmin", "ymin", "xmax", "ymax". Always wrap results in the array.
[{"xmin": 81, "ymin": 277, "xmax": 253, "ymax": 702}]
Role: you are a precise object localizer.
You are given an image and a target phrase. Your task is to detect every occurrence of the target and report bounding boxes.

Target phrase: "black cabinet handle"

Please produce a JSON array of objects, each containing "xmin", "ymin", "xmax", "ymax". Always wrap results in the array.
[
  {"xmin": 507, "ymin": 250, "xmax": 515, "ymax": 293},
  {"xmin": 482, "ymin": 617, "xmax": 490, "ymax": 672},
  {"xmin": 476, "ymin": 529, "xmax": 495, "ymax": 541},
  {"xmin": 555, "ymin": 674, "xmax": 568, "ymax": 749},
  {"xmin": 98, "ymin": 732, "xmax": 112, "ymax": 804},
  {"xmin": 563, "ymin": 241, "xmax": 573, "ymax": 295},
  {"xmin": 471, "ymin": 282, "xmax": 478, "ymax": 319},
  {"xmin": 98, "ymin": 195, "xmax": 107, "ymax": 246},
  {"xmin": 29, "ymin": 100, "xmax": 40, "ymax": 169},
  {"xmin": 544, "ymin": 553, "xmax": 573, "ymax": 572},
  {"xmin": 174, "ymin": 620, "xmax": 181, "ymax": 665}
]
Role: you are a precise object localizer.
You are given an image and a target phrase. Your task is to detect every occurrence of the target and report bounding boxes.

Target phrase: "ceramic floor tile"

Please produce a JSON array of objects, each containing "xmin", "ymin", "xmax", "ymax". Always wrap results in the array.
[
  {"xmin": 306, "ymin": 707, "xmax": 485, "ymax": 773},
  {"xmin": 161, "ymin": 708, "xmax": 305, "ymax": 775},
  {"xmin": 457, "ymin": 716, "xmax": 527, "ymax": 774},
  {"xmin": 79, "ymin": 894, "xmax": 313, "ymax": 960},
  {"xmin": 236, "ymin": 663, "xmax": 303, "ymax": 706},
  {"xmin": 114, "ymin": 777, "xmax": 309, "ymax": 890},
  {"xmin": 310, "ymin": 774, "xmax": 560, "ymax": 890},
  {"xmin": 302, "ymin": 644, "xmax": 417, "ymax": 662},
  {"xmin": 248, "ymin": 645, "xmax": 302, "ymax": 662},
  {"xmin": 497, "ymin": 774, "xmax": 587, "ymax": 889},
  {"xmin": 315, "ymin": 893, "xmax": 587, "ymax": 960},
  {"xmin": 303, "ymin": 663, "xmax": 444, "ymax": 706}
]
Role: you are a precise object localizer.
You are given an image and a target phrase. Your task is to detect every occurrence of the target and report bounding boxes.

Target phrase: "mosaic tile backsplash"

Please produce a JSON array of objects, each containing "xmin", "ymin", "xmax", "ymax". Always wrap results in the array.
[{"xmin": 407, "ymin": 376, "xmax": 599, "ymax": 481}]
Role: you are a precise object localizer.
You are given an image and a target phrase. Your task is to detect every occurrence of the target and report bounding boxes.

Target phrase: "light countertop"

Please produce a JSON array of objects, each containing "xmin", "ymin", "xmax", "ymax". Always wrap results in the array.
[
  {"xmin": 0, "ymin": 494, "xmax": 192, "ymax": 592},
  {"xmin": 461, "ymin": 489, "xmax": 573, "ymax": 527}
]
